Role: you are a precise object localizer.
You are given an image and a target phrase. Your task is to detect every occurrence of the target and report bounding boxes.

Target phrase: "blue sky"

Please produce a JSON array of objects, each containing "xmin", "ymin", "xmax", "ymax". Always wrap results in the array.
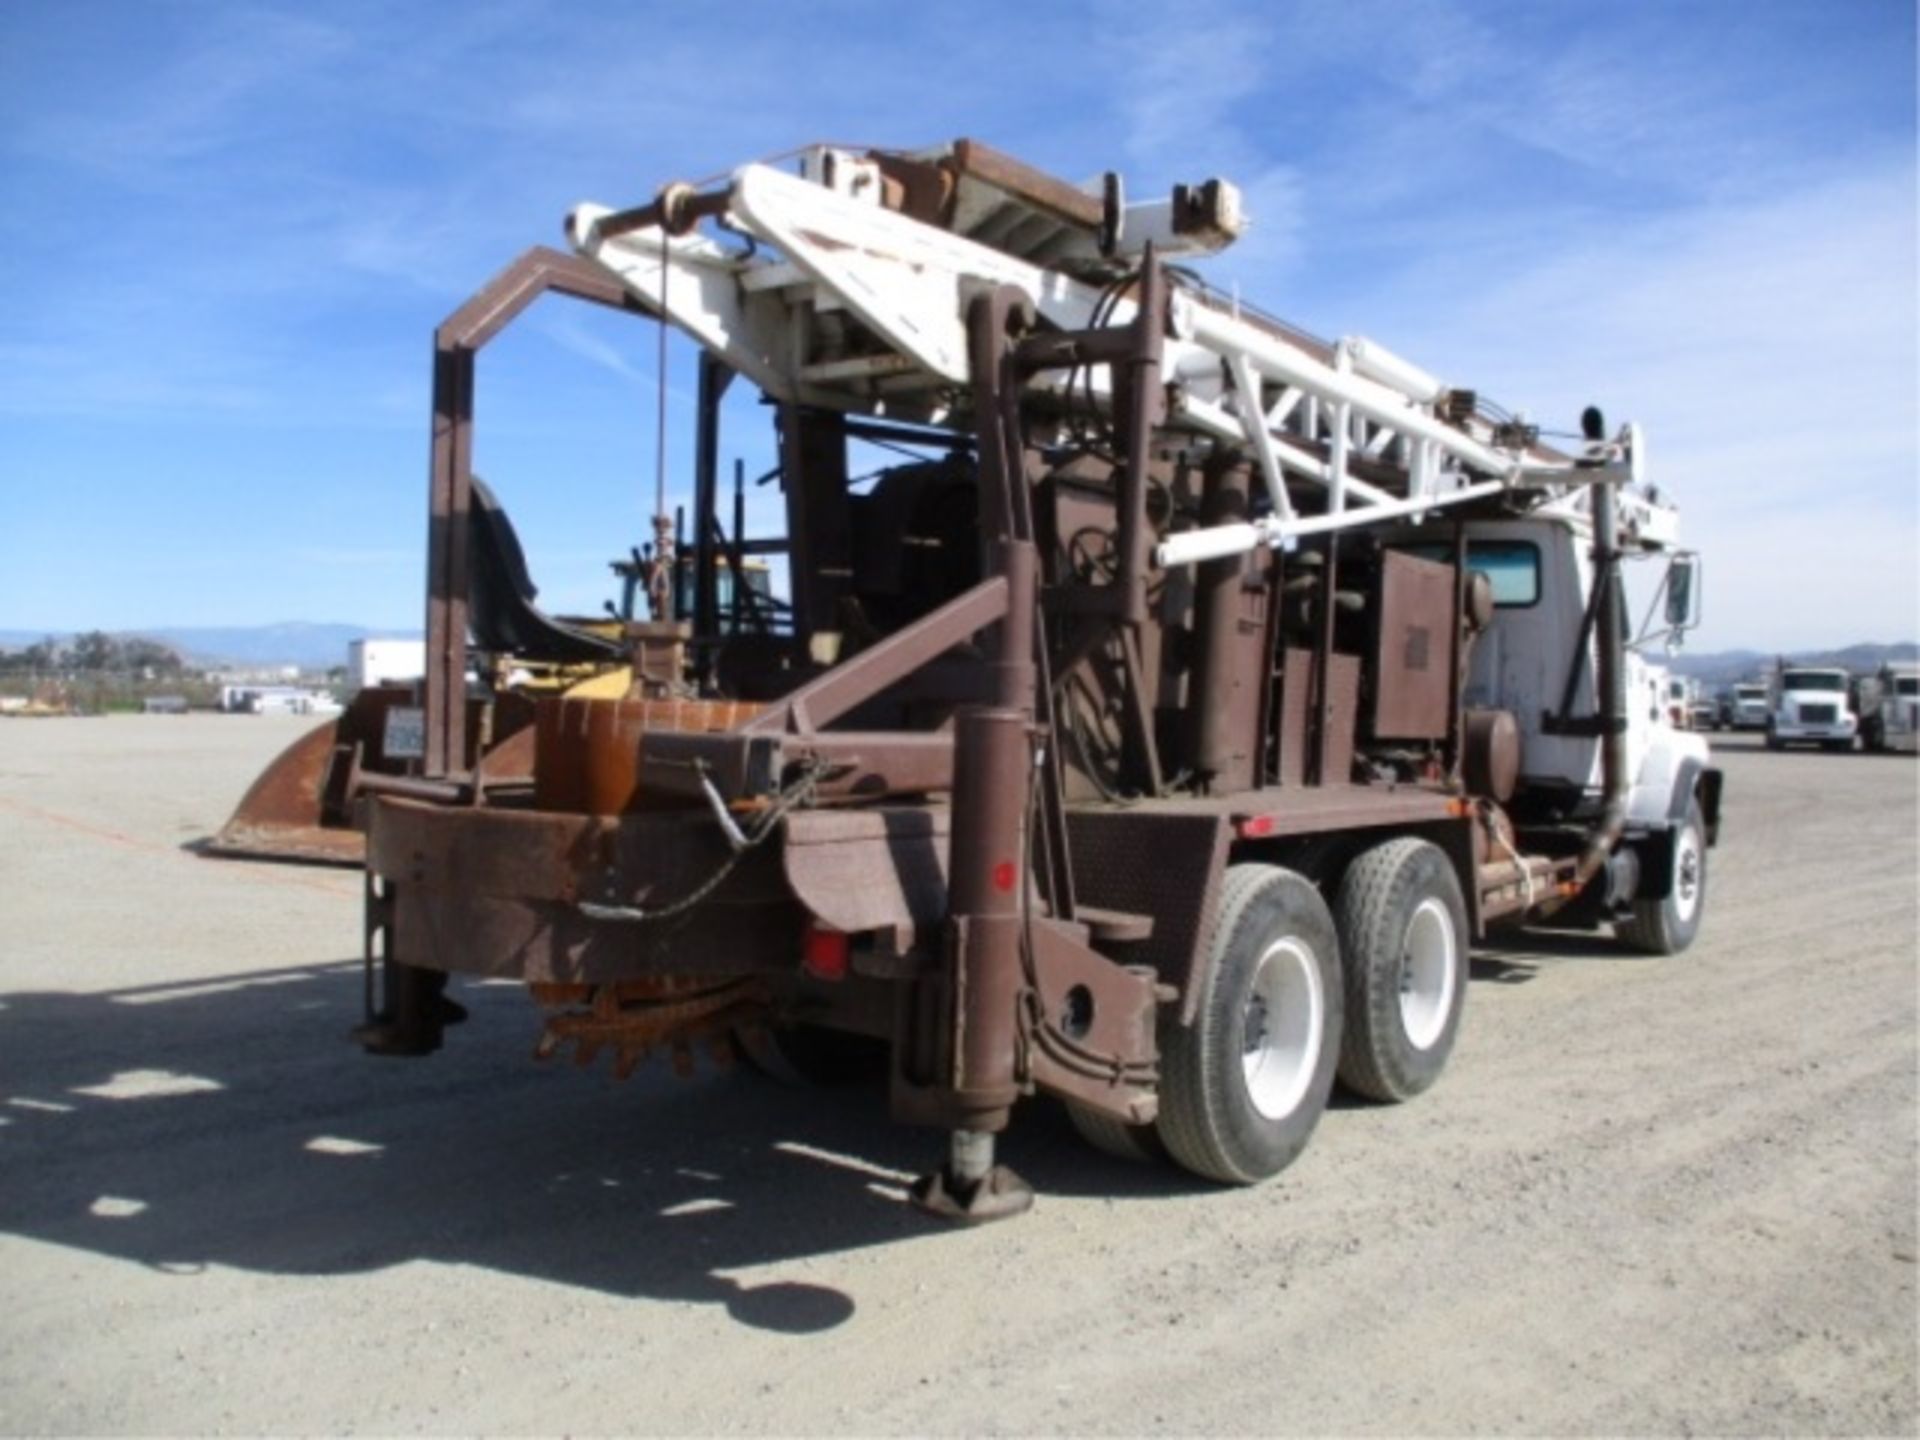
[{"xmin": 0, "ymin": 0, "xmax": 1913, "ymax": 652}]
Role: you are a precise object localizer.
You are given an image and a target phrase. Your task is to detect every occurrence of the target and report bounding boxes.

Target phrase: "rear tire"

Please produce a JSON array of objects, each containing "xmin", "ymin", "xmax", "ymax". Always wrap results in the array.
[
  {"xmin": 1333, "ymin": 838, "xmax": 1469, "ymax": 1103},
  {"xmin": 1156, "ymin": 865, "xmax": 1342, "ymax": 1185},
  {"xmin": 736, "ymin": 1023, "xmax": 887, "ymax": 1086},
  {"xmin": 1064, "ymin": 1101, "xmax": 1166, "ymax": 1165},
  {"xmin": 1618, "ymin": 798, "xmax": 1708, "ymax": 956}
]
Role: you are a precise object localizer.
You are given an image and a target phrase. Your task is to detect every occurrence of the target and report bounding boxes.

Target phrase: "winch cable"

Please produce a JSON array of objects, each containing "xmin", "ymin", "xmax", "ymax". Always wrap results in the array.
[{"xmin": 577, "ymin": 762, "xmax": 822, "ymax": 924}]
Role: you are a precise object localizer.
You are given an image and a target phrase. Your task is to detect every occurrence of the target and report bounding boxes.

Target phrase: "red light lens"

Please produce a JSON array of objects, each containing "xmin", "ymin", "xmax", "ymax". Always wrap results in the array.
[
  {"xmin": 801, "ymin": 923, "xmax": 850, "ymax": 982},
  {"xmin": 991, "ymin": 861, "xmax": 1018, "ymax": 893}
]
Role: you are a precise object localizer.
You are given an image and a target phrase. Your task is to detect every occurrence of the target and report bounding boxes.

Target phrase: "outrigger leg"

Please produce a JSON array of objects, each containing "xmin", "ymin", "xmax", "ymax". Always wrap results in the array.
[{"xmin": 911, "ymin": 1129, "xmax": 1034, "ymax": 1223}]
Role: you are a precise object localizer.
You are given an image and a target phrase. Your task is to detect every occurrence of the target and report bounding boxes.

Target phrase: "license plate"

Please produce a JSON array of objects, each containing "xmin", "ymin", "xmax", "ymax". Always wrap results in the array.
[{"xmin": 383, "ymin": 706, "xmax": 425, "ymax": 760}]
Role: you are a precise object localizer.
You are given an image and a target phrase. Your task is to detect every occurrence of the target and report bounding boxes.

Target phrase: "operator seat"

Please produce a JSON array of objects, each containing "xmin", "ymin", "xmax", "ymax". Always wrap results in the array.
[{"xmin": 466, "ymin": 476, "xmax": 624, "ymax": 662}]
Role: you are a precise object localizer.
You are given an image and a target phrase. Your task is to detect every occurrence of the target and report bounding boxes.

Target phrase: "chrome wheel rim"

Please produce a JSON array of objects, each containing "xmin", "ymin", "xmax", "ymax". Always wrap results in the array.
[
  {"xmin": 1674, "ymin": 826, "xmax": 1703, "ymax": 923},
  {"xmin": 1400, "ymin": 897, "xmax": 1457, "ymax": 1051},
  {"xmin": 1241, "ymin": 938, "xmax": 1324, "ymax": 1120}
]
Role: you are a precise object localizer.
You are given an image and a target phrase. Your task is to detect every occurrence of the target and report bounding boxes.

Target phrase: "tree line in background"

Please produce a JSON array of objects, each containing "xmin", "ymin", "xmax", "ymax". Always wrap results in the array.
[
  {"xmin": 0, "ymin": 631, "xmax": 187, "ymax": 678},
  {"xmin": 0, "ymin": 632, "xmax": 213, "ymax": 712}
]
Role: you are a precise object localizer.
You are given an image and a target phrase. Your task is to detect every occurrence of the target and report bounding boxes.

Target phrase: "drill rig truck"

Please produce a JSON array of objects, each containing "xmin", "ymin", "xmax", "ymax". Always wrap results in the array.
[{"xmin": 350, "ymin": 140, "xmax": 1719, "ymax": 1219}]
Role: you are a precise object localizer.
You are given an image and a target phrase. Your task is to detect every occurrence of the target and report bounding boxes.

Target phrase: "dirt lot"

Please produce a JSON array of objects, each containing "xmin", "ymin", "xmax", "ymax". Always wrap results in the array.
[{"xmin": 0, "ymin": 715, "xmax": 1913, "ymax": 1436}]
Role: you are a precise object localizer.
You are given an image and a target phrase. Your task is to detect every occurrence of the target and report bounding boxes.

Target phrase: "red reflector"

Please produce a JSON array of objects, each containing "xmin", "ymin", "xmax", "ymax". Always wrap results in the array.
[
  {"xmin": 801, "ymin": 924, "xmax": 850, "ymax": 982},
  {"xmin": 1237, "ymin": 815, "xmax": 1276, "ymax": 839},
  {"xmin": 991, "ymin": 861, "xmax": 1018, "ymax": 893}
]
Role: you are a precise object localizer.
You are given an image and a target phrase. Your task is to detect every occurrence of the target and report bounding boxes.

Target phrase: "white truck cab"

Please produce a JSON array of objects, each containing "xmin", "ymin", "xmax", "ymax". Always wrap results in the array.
[
  {"xmin": 1726, "ymin": 682, "xmax": 1769, "ymax": 730},
  {"xmin": 1425, "ymin": 511, "xmax": 1714, "ymax": 955},
  {"xmin": 1446, "ymin": 517, "xmax": 1709, "ymax": 818},
  {"xmin": 1767, "ymin": 666, "xmax": 1856, "ymax": 751}
]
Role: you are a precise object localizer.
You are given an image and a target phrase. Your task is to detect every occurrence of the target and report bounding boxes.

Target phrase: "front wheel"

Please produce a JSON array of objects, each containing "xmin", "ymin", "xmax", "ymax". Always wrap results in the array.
[
  {"xmin": 1618, "ymin": 799, "xmax": 1708, "ymax": 956},
  {"xmin": 1156, "ymin": 865, "xmax": 1343, "ymax": 1185}
]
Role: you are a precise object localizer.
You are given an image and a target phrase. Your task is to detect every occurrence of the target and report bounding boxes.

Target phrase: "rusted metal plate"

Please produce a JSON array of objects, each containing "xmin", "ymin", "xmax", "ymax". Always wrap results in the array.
[
  {"xmin": 1323, "ymin": 651, "xmax": 1360, "ymax": 783},
  {"xmin": 950, "ymin": 139, "xmax": 1105, "ymax": 230},
  {"xmin": 1144, "ymin": 782, "xmax": 1458, "ymax": 836},
  {"xmin": 532, "ymin": 694, "xmax": 762, "ymax": 813},
  {"xmin": 1065, "ymin": 808, "xmax": 1230, "ymax": 1026},
  {"xmin": 1372, "ymin": 550, "xmax": 1455, "ymax": 740},
  {"xmin": 206, "ymin": 689, "xmax": 534, "ymax": 867},
  {"xmin": 372, "ymin": 797, "xmax": 802, "ymax": 982},
  {"xmin": 205, "ymin": 716, "xmax": 365, "ymax": 865},
  {"xmin": 783, "ymin": 806, "xmax": 950, "ymax": 936}
]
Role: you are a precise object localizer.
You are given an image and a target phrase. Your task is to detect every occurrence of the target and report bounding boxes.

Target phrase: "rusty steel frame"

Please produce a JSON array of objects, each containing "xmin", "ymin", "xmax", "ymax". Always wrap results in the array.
[{"xmin": 424, "ymin": 246, "xmax": 650, "ymax": 779}]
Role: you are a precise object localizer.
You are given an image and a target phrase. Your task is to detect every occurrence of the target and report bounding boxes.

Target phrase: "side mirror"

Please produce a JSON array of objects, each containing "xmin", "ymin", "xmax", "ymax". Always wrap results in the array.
[{"xmin": 1665, "ymin": 553, "xmax": 1701, "ymax": 629}]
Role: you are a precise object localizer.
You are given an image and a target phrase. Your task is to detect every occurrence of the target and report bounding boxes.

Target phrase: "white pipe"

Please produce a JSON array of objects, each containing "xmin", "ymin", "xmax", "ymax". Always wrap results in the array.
[
  {"xmin": 1345, "ymin": 336, "xmax": 1443, "ymax": 404},
  {"xmin": 1153, "ymin": 478, "xmax": 1515, "ymax": 569}
]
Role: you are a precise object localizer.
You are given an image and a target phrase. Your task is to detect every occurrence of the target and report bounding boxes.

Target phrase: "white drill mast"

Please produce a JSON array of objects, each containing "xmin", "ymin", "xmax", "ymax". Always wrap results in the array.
[{"xmin": 567, "ymin": 141, "xmax": 1679, "ymax": 564}]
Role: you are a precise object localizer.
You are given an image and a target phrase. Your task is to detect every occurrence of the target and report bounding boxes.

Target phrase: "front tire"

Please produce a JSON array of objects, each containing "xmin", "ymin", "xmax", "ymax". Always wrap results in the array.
[
  {"xmin": 1618, "ymin": 798, "xmax": 1708, "ymax": 956},
  {"xmin": 1156, "ymin": 865, "xmax": 1342, "ymax": 1185},
  {"xmin": 1334, "ymin": 838, "xmax": 1469, "ymax": 1103}
]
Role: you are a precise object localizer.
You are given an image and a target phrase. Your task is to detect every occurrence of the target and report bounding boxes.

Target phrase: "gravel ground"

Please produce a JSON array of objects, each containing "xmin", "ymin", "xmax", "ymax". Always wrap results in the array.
[{"xmin": 0, "ymin": 715, "xmax": 1913, "ymax": 1436}]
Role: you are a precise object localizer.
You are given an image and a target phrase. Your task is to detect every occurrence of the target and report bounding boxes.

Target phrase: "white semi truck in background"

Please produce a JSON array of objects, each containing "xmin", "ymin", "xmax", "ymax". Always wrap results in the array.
[
  {"xmin": 1721, "ymin": 681, "xmax": 1769, "ymax": 731},
  {"xmin": 1767, "ymin": 665, "xmax": 1857, "ymax": 751}
]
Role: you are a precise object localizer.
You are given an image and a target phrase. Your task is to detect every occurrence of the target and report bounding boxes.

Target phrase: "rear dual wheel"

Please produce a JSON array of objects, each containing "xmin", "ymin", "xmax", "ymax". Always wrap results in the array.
[
  {"xmin": 1081, "ymin": 848, "xmax": 1471, "ymax": 1182},
  {"xmin": 1334, "ymin": 838, "xmax": 1470, "ymax": 1103},
  {"xmin": 1156, "ymin": 866, "xmax": 1343, "ymax": 1184}
]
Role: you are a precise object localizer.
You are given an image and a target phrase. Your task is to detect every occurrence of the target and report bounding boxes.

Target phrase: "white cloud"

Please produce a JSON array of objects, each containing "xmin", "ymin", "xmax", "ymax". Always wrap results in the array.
[{"xmin": 1346, "ymin": 158, "xmax": 1917, "ymax": 649}]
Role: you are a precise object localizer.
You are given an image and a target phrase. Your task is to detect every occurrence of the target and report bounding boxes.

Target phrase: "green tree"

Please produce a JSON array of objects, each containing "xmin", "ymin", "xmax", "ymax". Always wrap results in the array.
[{"xmin": 71, "ymin": 631, "xmax": 118, "ymax": 672}]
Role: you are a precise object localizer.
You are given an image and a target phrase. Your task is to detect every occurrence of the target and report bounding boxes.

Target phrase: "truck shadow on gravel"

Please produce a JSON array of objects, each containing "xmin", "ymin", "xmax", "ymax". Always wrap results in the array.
[
  {"xmin": 0, "ymin": 961, "xmax": 1200, "ymax": 1332},
  {"xmin": 0, "ymin": 933, "xmax": 1634, "ymax": 1323}
]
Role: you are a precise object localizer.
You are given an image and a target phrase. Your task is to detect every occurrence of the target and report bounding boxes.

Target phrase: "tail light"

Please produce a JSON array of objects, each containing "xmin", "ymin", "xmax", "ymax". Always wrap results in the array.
[{"xmin": 801, "ymin": 922, "xmax": 850, "ymax": 982}]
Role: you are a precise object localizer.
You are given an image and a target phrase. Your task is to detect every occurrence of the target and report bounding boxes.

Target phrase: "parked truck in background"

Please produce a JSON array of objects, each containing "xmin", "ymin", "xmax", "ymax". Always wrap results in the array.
[
  {"xmin": 1687, "ymin": 687, "xmax": 1717, "ymax": 733},
  {"xmin": 1855, "ymin": 662, "xmax": 1920, "ymax": 753},
  {"xmin": 1767, "ymin": 665, "xmax": 1857, "ymax": 751},
  {"xmin": 1721, "ymin": 681, "xmax": 1769, "ymax": 731},
  {"xmin": 316, "ymin": 139, "xmax": 1719, "ymax": 1220}
]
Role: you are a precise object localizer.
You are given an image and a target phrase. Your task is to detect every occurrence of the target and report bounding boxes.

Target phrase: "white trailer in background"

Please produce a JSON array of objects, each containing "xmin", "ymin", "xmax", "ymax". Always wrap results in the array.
[
  {"xmin": 348, "ymin": 639, "xmax": 426, "ymax": 692},
  {"xmin": 1856, "ymin": 662, "xmax": 1920, "ymax": 753}
]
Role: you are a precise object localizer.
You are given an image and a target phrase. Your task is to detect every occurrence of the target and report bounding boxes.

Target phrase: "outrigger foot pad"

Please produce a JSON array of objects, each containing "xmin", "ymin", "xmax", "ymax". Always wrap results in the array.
[{"xmin": 909, "ymin": 1164, "xmax": 1035, "ymax": 1223}]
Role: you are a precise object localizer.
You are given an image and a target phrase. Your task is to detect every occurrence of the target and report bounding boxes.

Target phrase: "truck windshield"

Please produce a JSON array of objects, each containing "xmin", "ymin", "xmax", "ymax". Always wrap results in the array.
[
  {"xmin": 1896, "ymin": 678, "xmax": 1920, "ymax": 697},
  {"xmin": 1781, "ymin": 671, "xmax": 1845, "ymax": 692},
  {"xmin": 1399, "ymin": 540, "xmax": 1540, "ymax": 606},
  {"xmin": 1735, "ymin": 686, "xmax": 1766, "ymax": 700}
]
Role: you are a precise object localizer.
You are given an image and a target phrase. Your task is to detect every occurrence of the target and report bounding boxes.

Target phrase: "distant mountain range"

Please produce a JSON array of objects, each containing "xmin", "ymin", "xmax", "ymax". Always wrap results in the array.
[{"xmin": 0, "ymin": 623, "xmax": 416, "ymax": 671}]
